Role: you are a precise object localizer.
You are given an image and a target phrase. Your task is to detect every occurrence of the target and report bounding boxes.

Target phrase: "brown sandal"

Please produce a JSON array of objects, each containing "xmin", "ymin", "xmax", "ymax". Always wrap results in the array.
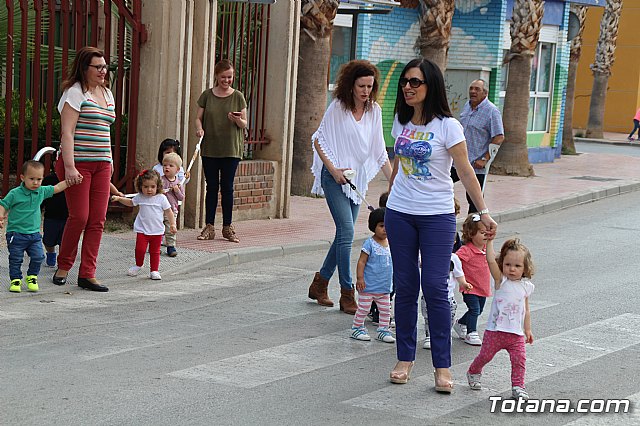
[
  {"xmin": 197, "ymin": 224, "xmax": 215, "ymax": 240},
  {"xmin": 222, "ymin": 224, "xmax": 239, "ymax": 243}
]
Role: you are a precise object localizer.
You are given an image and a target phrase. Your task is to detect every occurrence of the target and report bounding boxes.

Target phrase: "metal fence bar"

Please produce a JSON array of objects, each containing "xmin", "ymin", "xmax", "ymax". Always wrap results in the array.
[
  {"xmin": 3, "ymin": 0, "xmax": 15, "ymax": 191},
  {"xmin": 0, "ymin": 0, "xmax": 143, "ymax": 196}
]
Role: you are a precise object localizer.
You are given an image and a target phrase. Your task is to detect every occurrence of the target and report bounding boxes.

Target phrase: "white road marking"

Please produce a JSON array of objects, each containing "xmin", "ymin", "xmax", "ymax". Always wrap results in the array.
[
  {"xmin": 345, "ymin": 314, "xmax": 640, "ymax": 420},
  {"xmin": 167, "ymin": 331, "xmax": 395, "ymax": 388}
]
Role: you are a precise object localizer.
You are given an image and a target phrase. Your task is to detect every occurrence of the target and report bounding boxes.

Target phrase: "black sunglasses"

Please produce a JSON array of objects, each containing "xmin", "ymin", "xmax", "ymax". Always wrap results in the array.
[{"xmin": 399, "ymin": 77, "xmax": 426, "ymax": 89}]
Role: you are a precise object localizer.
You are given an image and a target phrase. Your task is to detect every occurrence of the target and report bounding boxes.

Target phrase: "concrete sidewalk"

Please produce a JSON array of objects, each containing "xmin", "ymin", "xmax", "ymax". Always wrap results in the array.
[{"xmin": 1, "ymin": 140, "xmax": 640, "ymax": 292}]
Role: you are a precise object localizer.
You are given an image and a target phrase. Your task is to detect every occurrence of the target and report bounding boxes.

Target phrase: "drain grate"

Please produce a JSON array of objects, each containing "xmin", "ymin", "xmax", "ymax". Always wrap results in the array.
[{"xmin": 570, "ymin": 176, "xmax": 620, "ymax": 182}]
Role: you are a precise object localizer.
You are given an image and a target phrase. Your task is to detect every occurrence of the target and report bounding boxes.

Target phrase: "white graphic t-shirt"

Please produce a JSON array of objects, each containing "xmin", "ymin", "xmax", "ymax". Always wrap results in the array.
[
  {"xmin": 486, "ymin": 277, "xmax": 535, "ymax": 336},
  {"xmin": 386, "ymin": 115, "xmax": 465, "ymax": 215}
]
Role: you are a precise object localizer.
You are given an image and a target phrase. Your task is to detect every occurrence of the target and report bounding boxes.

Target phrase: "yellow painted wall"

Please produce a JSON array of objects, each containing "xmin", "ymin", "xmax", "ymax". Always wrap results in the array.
[{"xmin": 573, "ymin": 3, "xmax": 640, "ymax": 133}]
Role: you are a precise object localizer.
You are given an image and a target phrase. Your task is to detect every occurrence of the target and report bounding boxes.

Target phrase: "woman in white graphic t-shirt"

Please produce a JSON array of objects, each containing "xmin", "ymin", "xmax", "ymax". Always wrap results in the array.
[{"xmin": 386, "ymin": 58, "xmax": 497, "ymax": 393}]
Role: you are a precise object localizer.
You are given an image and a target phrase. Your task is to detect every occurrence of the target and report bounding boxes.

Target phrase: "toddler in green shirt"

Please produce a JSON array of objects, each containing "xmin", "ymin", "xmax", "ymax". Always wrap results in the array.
[{"xmin": 0, "ymin": 160, "xmax": 70, "ymax": 292}]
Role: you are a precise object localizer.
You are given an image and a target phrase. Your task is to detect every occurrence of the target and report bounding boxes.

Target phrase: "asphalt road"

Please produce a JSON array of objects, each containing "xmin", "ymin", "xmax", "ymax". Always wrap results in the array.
[
  {"xmin": 576, "ymin": 141, "xmax": 640, "ymax": 157},
  {"xmin": 1, "ymin": 191, "xmax": 639, "ymax": 425}
]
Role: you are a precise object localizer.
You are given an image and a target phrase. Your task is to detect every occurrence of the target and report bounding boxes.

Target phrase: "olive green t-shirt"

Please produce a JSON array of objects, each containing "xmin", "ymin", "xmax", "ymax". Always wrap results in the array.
[{"xmin": 197, "ymin": 89, "xmax": 247, "ymax": 159}]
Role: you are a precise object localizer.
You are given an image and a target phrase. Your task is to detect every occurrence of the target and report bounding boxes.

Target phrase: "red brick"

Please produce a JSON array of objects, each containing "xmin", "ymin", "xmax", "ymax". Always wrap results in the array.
[
  {"xmin": 250, "ymin": 189, "xmax": 262, "ymax": 196},
  {"xmin": 238, "ymin": 204, "xmax": 252, "ymax": 210},
  {"xmin": 266, "ymin": 195, "xmax": 272, "ymax": 201},
  {"xmin": 238, "ymin": 190, "xmax": 252, "ymax": 197},
  {"xmin": 264, "ymin": 188, "xmax": 273, "ymax": 195},
  {"xmin": 266, "ymin": 181, "xmax": 274, "ymax": 188}
]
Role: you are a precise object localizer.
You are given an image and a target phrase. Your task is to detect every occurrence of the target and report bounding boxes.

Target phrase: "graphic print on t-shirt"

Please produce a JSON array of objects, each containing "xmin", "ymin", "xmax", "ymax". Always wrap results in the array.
[{"xmin": 395, "ymin": 127, "xmax": 435, "ymax": 180}]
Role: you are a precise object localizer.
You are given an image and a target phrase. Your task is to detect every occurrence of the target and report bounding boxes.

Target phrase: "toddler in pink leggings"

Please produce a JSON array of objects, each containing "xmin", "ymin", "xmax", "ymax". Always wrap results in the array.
[{"xmin": 467, "ymin": 237, "xmax": 535, "ymax": 400}]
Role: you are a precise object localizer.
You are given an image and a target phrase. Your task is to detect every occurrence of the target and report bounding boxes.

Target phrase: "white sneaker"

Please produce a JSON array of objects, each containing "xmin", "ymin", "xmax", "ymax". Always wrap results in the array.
[
  {"xmin": 464, "ymin": 331, "xmax": 482, "ymax": 346},
  {"xmin": 423, "ymin": 336, "xmax": 431, "ymax": 349},
  {"xmin": 467, "ymin": 372, "xmax": 482, "ymax": 390},
  {"xmin": 512, "ymin": 386, "xmax": 529, "ymax": 400},
  {"xmin": 453, "ymin": 321, "xmax": 467, "ymax": 339},
  {"xmin": 127, "ymin": 266, "xmax": 141, "ymax": 276},
  {"xmin": 351, "ymin": 326, "xmax": 371, "ymax": 341},
  {"xmin": 150, "ymin": 271, "xmax": 162, "ymax": 280},
  {"xmin": 376, "ymin": 328, "xmax": 395, "ymax": 343}
]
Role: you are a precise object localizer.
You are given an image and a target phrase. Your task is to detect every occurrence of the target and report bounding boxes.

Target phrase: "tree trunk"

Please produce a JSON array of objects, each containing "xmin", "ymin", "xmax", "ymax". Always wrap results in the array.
[
  {"xmin": 492, "ymin": 54, "xmax": 534, "ymax": 176},
  {"xmin": 291, "ymin": 32, "xmax": 331, "ymax": 196},
  {"xmin": 585, "ymin": 72, "xmax": 609, "ymax": 139},
  {"xmin": 562, "ymin": 59, "xmax": 579, "ymax": 153},
  {"xmin": 562, "ymin": 5, "xmax": 588, "ymax": 154},
  {"xmin": 418, "ymin": 47, "xmax": 448, "ymax": 74},
  {"xmin": 415, "ymin": 0, "xmax": 454, "ymax": 74},
  {"xmin": 586, "ymin": 0, "xmax": 622, "ymax": 138}
]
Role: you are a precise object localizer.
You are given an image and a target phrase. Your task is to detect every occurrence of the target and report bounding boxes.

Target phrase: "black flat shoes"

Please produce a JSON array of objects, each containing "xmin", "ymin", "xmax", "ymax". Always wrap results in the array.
[
  {"xmin": 52, "ymin": 269, "xmax": 67, "ymax": 286},
  {"xmin": 78, "ymin": 277, "xmax": 109, "ymax": 292}
]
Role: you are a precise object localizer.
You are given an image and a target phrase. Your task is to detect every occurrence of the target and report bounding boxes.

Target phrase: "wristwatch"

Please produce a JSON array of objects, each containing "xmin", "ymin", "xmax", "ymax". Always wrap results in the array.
[{"xmin": 478, "ymin": 208, "xmax": 490, "ymax": 215}]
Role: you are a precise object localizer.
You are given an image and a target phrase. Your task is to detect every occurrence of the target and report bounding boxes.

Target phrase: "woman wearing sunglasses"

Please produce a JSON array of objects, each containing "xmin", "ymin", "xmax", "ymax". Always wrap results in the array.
[
  {"xmin": 385, "ymin": 58, "xmax": 497, "ymax": 393},
  {"xmin": 53, "ymin": 46, "xmax": 116, "ymax": 292},
  {"xmin": 307, "ymin": 60, "xmax": 392, "ymax": 314}
]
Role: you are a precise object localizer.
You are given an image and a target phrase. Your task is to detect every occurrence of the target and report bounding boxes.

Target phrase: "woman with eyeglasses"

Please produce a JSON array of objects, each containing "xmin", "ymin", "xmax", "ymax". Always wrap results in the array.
[
  {"xmin": 386, "ymin": 58, "xmax": 497, "ymax": 393},
  {"xmin": 53, "ymin": 46, "xmax": 116, "ymax": 292},
  {"xmin": 307, "ymin": 60, "xmax": 392, "ymax": 315},
  {"xmin": 195, "ymin": 59, "xmax": 247, "ymax": 243}
]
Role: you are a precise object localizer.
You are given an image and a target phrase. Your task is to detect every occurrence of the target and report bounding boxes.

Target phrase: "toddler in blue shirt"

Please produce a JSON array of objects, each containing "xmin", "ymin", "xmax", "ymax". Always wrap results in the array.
[{"xmin": 351, "ymin": 207, "xmax": 395, "ymax": 343}]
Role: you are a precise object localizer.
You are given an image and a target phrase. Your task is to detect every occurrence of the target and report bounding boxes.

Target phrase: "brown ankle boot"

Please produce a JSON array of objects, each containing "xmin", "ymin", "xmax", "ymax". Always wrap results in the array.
[
  {"xmin": 339, "ymin": 287, "xmax": 357, "ymax": 314},
  {"xmin": 308, "ymin": 272, "xmax": 334, "ymax": 307}
]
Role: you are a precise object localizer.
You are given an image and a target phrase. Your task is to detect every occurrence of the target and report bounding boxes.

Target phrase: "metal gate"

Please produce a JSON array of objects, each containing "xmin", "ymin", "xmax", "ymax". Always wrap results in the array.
[
  {"xmin": 0, "ymin": 0, "xmax": 143, "ymax": 194},
  {"xmin": 216, "ymin": 1, "xmax": 271, "ymax": 159}
]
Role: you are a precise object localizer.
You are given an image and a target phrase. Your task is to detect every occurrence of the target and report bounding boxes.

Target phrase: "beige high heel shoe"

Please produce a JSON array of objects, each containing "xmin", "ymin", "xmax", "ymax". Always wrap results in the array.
[
  {"xmin": 434, "ymin": 369, "xmax": 454, "ymax": 393},
  {"xmin": 390, "ymin": 361, "xmax": 414, "ymax": 384}
]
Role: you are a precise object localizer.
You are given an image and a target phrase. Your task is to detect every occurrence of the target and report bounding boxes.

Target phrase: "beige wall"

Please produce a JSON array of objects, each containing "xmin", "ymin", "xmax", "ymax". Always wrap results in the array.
[
  {"xmin": 573, "ymin": 3, "xmax": 640, "ymax": 133},
  {"xmin": 253, "ymin": 0, "xmax": 300, "ymax": 219},
  {"xmin": 137, "ymin": 0, "xmax": 299, "ymax": 227}
]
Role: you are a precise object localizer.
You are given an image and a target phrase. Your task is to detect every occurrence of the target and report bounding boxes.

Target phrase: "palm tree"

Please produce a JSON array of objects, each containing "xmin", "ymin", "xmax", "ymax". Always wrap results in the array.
[
  {"xmin": 414, "ymin": 0, "xmax": 455, "ymax": 73},
  {"xmin": 562, "ymin": 5, "xmax": 588, "ymax": 155},
  {"xmin": 491, "ymin": 0, "xmax": 544, "ymax": 177},
  {"xmin": 291, "ymin": 0, "xmax": 340, "ymax": 196},
  {"xmin": 585, "ymin": 0, "xmax": 623, "ymax": 139}
]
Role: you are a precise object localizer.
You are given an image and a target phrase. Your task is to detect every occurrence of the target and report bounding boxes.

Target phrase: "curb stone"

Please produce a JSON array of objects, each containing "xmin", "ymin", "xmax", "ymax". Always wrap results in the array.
[{"xmin": 170, "ymin": 179, "xmax": 640, "ymax": 276}]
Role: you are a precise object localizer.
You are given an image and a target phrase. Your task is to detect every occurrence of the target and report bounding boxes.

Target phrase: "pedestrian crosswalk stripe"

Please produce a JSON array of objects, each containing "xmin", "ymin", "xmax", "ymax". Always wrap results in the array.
[
  {"xmin": 564, "ymin": 391, "xmax": 640, "ymax": 425},
  {"xmin": 165, "ymin": 299, "xmax": 560, "ymax": 389},
  {"xmin": 167, "ymin": 331, "xmax": 394, "ymax": 388},
  {"xmin": 345, "ymin": 313, "xmax": 640, "ymax": 420}
]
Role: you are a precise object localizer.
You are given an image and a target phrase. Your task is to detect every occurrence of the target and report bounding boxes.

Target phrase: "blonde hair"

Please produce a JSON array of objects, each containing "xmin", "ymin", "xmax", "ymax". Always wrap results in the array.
[
  {"xmin": 496, "ymin": 238, "xmax": 535, "ymax": 278},
  {"xmin": 162, "ymin": 152, "xmax": 183, "ymax": 168}
]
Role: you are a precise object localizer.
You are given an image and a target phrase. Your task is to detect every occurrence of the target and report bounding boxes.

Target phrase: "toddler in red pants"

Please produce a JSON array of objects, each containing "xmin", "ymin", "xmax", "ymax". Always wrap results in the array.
[
  {"xmin": 111, "ymin": 170, "xmax": 176, "ymax": 280},
  {"xmin": 467, "ymin": 237, "xmax": 535, "ymax": 400}
]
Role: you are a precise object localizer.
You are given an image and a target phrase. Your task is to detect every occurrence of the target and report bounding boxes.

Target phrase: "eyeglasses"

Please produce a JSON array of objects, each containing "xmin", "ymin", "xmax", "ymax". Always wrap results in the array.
[
  {"xmin": 399, "ymin": 77, "xmax": 426, "ymax": 88},
  {"xmin": 88, "ymin": 64, "xmax": 108, "ymax": 72}
]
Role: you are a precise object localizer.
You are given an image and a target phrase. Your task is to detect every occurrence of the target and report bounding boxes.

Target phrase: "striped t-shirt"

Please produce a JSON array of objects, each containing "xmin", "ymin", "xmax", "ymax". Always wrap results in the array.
[{"xmin": 58, "ymin": 82, "xmax": 116, "ymax": 162}]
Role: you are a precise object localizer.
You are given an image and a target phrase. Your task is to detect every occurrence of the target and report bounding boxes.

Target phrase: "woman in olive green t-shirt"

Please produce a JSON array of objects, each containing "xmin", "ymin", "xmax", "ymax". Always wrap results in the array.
[{"xmin": 195, "ymin": 59, "xmax": 247, "ymax": 243}]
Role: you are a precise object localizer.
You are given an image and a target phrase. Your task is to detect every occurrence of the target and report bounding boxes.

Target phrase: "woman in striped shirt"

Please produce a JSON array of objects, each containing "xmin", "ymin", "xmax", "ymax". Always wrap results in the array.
[{"xmin": 52, "ymin": 46, "xmax": 116, "ymax": 292}]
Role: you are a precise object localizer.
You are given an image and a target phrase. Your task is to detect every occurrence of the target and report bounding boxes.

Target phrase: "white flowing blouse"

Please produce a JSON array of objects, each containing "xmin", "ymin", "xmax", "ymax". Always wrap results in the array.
[{"xmin": 310, "ymin": 99, "xmax": 388, "ymax": 204}]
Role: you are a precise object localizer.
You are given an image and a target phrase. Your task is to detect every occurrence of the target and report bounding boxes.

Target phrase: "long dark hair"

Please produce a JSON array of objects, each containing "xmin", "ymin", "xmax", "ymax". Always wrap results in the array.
[
  {"xmin": 333, "ymin": 60, "xmax": 379, "ymax": 112},
  {"xmin": 157, "ymin": 138, "xmax": 182, "ymax": 163},
  {"xmin": 394, "ymin": 58, "xmax": 452, "ymax": 125},
  {"xmin": 61, "ymin": 46, "xmax": 107, "ymax": 93}
]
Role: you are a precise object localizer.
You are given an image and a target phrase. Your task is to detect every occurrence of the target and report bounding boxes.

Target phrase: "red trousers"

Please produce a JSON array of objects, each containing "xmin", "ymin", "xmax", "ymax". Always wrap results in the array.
[
  {"xmin": 468, "ymin": 330, "xmax": 527, "ymax": 387},
  {"xmin": 56, "ymin": 159, "xmax": 111, "ymax": 278},
  {"xmin": 135, "ymin": 233, "xmax": 162, "ymax": 272}
]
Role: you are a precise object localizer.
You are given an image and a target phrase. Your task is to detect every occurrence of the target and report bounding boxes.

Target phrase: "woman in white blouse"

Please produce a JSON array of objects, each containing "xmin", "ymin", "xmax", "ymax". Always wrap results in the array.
[{"xmin": 307, "ymin": 60, "xmax": 392, "ymax": 314}]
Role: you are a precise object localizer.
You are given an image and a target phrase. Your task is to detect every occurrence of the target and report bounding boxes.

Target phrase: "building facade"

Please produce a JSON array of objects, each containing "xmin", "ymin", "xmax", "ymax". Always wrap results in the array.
[
  {"xmin": 332, "ymin": 0, "xmax": 597, "ymax": 163},
  {"xmin": 572, "ymin": 2, "xmax": 640, "ymax": 134}
]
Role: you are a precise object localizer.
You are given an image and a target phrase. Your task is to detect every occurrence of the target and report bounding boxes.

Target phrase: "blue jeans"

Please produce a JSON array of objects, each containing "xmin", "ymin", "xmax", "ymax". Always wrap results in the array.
[
  {"xmin": 319, "ymin": 166, "xmax": 360, "ymax": 290},
  {"xmin": 386, "ymin": 208, "xmax": 456, "ymax": 368},
  {"xmin": 458, "ymin": 293, "xmax": 486, "ymax": 333},
  {"xmin": 6, "ymin": 232, "xmax": 45, "ymax": 280}
]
